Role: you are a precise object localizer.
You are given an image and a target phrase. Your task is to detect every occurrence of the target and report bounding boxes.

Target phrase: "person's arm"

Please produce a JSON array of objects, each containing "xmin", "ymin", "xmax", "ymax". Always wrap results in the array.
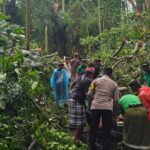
[
  {"xmin": 70, "ymin": 76, "xmax": 80, "ymax": 89},
  {"xmin": 82, "ymin": 79, "xmax": 92, "ymax": 97},
  {"xmin": 113, "ymin": 85, "xmax": 120, "ymax": 107},
  {"xmin": 70, "ymin": 59, "xmax": 73, "ymax": 66},
  {"xmin": 50, "ymin": 70, "xmax": 56, "ymax": 89},
  {"xmin": 118, "ymin": 102, "xmax": 125, "ymax": 115},
  {"xmin": 139, "ymin": 72, "xmax": 146, "ymax": 85},
  {"xmin": 87, "ymin": 80, "xmax": 96, "ymax": 109},
  {"xmin": 76, "ymin": 66, "xmax": 81, "ymax": 74},
  {"xmin": 63, "ymin": 70, "xmax": 69, "ymax": 85},
  {"xmin": 88, "ymin": 81, "xmax": 95, "ymax": 96},
  {"xmin": 138, "ymin": 92, "xmax": 150, "ymax": 110},
  {"xmin": 138, "ymin": 91, "xmax": 150, "ymax": 121}
]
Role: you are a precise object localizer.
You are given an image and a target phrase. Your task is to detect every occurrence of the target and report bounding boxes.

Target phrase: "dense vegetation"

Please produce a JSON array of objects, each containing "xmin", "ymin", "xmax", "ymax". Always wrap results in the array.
[
  {"xmin": 0, "ymin": 0, "xmax": 150, "ymax": 149},
  {"xmin": 0, "ymin": 12, "xmax": 87, "ymax": 150}
]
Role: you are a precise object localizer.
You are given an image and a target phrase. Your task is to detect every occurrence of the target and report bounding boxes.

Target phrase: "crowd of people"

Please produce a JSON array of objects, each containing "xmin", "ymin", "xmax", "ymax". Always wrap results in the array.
[{"xmin": 50, "ymin": 53, "xmax": 150, "ymax": 150}]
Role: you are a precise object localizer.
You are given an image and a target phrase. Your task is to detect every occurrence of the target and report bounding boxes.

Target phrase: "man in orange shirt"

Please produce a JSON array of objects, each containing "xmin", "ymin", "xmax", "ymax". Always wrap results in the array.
[
  {"xmin": 129, "ymin": 79, "xmax": 150, "ymax": 121},
  {"xmin": 125, "ymin": 79, "xmax": 150, "ymax": 150}
]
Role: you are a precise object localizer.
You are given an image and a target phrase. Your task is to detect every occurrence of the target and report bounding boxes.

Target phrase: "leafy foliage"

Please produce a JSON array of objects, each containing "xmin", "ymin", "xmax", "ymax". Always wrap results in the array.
[
  {"xmin": 0, "ymin": 13, "xmax": 84, "ymax": 149},
  {"xmin": 0, "ymin": 14, "xmax": 24, "ymax": 50},
  {"xmin": 81, "ymin": 12, "xmax": 150, "ymax": 85}
]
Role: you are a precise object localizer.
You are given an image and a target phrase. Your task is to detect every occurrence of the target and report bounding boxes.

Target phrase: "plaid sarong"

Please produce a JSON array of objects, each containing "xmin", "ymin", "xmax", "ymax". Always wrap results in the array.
[
  {"xmin": 123, "ymin": 107, "xmax": 150, "ymax": 149},
  {"xmin": 68, "ymin": 99, "xmax": 86, "ymax": 129}
]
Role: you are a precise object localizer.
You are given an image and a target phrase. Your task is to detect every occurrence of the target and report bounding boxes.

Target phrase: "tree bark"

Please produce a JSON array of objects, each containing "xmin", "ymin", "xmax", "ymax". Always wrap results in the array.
[
  {"xmin": 125, "ymin": 0, "xmax": 129, "ymax": 16},
  {"xmin": 2, "ymin": 0, "xmax": 8, "ymax": 14},
  {"xmin": 45, "ymin": 23, "xmax": 48, "ymax": 53},
  {"xmin": 25, "ymin": 0, "xmax": 30, "ymax": 50},
  {"xmin": 127, "ymin": 0, "xmax": 136, "ymax": 9},
  {"xmin": 145, "ymin": 0, "xmax": 150, "ymax": 9},
  {"xmin": 112, "ymin": 40, "xmax": 127, "ymax": 57},
  {"xmin": 53, "ymin": 0, "xmax": 59, "ymax": 17},
  {"xmin": 128, "ymin": 0, "xmax": 145, "ymax": 15},
  {"xmin": 62, "ymin": 0, "xmax": 65, "ymax": 13},
  {"xmin": 3, "ymin": 0, "xmax": 19, "ymax": 23},
  {"xmin": 136, "ymin": 0, "xmax": 144, "ymax": 14},
  {"xmin": 10, "ymin": 0, "xmax": 17, "ymax": 23},
  {"xmin": 98, "ymin": 0, "xmax": 101, "ymax": 34}
]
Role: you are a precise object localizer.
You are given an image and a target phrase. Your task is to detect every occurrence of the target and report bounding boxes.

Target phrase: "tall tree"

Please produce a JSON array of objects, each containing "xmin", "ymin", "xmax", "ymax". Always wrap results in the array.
[
  {"xmin": 127, "ymin": 0, "xmax": 150, "ymax": 15},
  {"xmin": 53, "ymin": 0, "xmax": 59, "ymax": 17},
  {"xmin": 0, "ymin": 0, "xmax": 3, "ymax": 6},
  {"xmin": 136, "ymin": 0, "xmax": 144, "ymax": 14},
  {"xmin": 62, "ymin": 0, "xmax": 65, "ymax": 13},
  {"xmin": 2, "ymin": 0, "xmax": 19, "ymax": 23},
  {"xmin": 45, "ymin": 23, "xmax": 48, "ymax": 53},
  {"xmin": 29, "ymin": 0, "xmax": 52, "ymax": 50},
  {"xmin": 127, "ymin": 0, "xmax": 136, "ymax": 9},
  {"xmin": 145, "ymin": 0, "xmax": 150, "ymax": 9},
  {"xmin": 98, "ymin": 0, "xmax": 101, "ymax": 33},
  {"xmin": 25, "ymin": 0, "xmax": 30, "ymax": 50}
]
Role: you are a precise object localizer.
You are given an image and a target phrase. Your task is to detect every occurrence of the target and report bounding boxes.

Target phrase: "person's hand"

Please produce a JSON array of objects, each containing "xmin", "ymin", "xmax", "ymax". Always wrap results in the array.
[{"xmin": 116, "ymin": 114, "xmax": 124, "ymax": 122}]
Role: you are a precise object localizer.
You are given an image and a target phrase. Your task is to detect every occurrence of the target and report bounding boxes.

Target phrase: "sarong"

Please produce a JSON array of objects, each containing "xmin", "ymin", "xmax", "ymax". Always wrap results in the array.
[{"xmin": 123, "ymin": 106, "xmax": 150, "ymax": 149}]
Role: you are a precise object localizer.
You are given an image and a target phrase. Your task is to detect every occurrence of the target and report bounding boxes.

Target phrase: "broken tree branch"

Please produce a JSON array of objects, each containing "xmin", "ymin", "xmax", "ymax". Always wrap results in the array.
[
  {"xmin": 28, "ymin": 139, "xmax": 36, "ymax": 150},
  {"xmin": 112, "ymin": 40, "xmax": 127, "ymax": 57}
]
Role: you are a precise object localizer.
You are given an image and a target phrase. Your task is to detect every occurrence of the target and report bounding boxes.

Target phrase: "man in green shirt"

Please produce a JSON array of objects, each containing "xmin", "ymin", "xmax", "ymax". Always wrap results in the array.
[
  {"xmin": 118, "ymin": 94, "xmax": 141, "ymax": 114},
  {"xmin": 119, "ymin": 83, "xmax": 150, "ymax": 150},
  {"xmin": 141, "ymin": 62, "xmax": 150, "ymax": 87},
  {"xmin": 76, "ymin": 59, "xmax": 87, "ymax": 76}
]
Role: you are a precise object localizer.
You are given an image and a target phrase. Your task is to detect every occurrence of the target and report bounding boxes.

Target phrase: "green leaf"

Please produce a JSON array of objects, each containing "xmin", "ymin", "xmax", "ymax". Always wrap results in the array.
[
  {"xmin": 32, "ymin": 82, "xmax": 38, "ymax": 90},
  {"xmin": 0, "ymin": 73, "xmax": 6, "ymax": 80},
  {"xmin": 0, "ymin": 73, "xmax": 6, "ymax": 83},
  {"xmin": 0, "ymin": 95, "xmax": 6, "ymax": 100},
  {"xmin": 15, "ymin": 68, "xmax": 20, "ymax": 75},
  {"xmin": 0, "ymin": 101, "xmax": 6, "ymax": 110},
  {"xmin": 14, "ymin": 27, "xmax": 23, "ymax": 34}
]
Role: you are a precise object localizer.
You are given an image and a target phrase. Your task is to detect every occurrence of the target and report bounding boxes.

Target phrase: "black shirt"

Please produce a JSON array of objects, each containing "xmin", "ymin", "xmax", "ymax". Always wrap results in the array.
[{"xmin": 70, "ymin": 75, "xmax": 92, "ymax": 105}]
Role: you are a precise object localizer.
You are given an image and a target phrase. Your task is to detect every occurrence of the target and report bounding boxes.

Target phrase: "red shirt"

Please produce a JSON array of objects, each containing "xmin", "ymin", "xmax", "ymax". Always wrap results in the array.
[{"xmin": 138, "ymin": 86, "xmax": 150, "ymax": 121}]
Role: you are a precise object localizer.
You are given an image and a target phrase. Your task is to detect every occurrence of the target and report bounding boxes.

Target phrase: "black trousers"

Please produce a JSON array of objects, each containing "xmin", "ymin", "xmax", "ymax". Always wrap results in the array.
[{"xmin": 89, "ymin": 109, "xmax": 112, "ymax": 150}]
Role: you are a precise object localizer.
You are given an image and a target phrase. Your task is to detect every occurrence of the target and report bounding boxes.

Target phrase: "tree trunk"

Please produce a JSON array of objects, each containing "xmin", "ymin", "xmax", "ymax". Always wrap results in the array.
[
  {"xmin": 3, "ymin": 0, "xmax": 18, "ymax": 23},
  {"xmin": 128, "ymin": 0, "xmax": 144, "ymax": 15},
  {"xmin": 98, "ymin": 0, "xmax": 101, "ymax": 34},
  {"xmin": 9, "ymin": 0, "xmax": 17, "ymax": 23},
  {"xmin": 2, "ymin": 0, "xmax": 8, "ymax": 14},
  {"xmin": 145, "ymin": 0, "xmax": 150, "ymax": 9},
  {"xmin": 45, "ymin": 24, "xmax": 48, "ymax": 53},
  {"xmin": 143, "ymin": 0, "xmax": 150, "ymax": 32},
  {"xmin": 125, "ymin": 0, "xmax": 129, "ymax": 16},
  {"xmin": 127, "ymin": 0, "xmax": 136, "ymax": 9},
  {"xmin": 53, "ymin": 0, "xmax": 59, "ymax": 17},
  {"xmin": 62, "ymin": 0, "xmax": 65, "ymax": 13},
  {"xmin": 136, "ymin": 0, "xmax": 144, "ymax": 14},
  {"xmin": 25, "ymin": 0, "xmax": 30, "ymax": 50}
]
